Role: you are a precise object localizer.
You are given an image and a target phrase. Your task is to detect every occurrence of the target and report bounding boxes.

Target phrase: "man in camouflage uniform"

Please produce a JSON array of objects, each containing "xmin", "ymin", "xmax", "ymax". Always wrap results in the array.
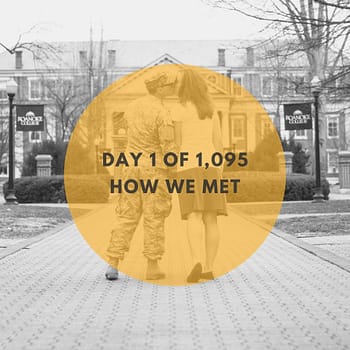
[{"xmin": 105, "ymin": 72, "xmax": 177, "ymax": 281}]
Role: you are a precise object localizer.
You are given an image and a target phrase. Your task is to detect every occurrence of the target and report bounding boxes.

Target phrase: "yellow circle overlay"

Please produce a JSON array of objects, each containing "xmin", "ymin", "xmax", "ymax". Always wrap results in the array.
[{"xmin": 64, "ymin": 64, "xmax": 286, "ymax": 286}]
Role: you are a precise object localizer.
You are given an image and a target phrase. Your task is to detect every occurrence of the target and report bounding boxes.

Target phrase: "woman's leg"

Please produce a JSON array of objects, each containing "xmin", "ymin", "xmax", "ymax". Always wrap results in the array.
[
  {"xmin": 187, "ymin": 212, "xmax": 203, "ymax": 265},
  {"xmin": 202, "ymin": 211, "xmax": 220, "ymax": 272}
]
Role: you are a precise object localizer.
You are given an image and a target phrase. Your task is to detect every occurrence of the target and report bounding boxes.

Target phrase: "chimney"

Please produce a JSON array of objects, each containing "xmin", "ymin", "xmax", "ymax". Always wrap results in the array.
[
  {"xmin": 218, "ymin": 48, "xmax": 226, "ymax": 67},
  {"xmin": 246, "ymin": 47, "xmax": 255, "ymax": 67},
  {"xmin": 15, "ymin": 51, "xmax": 23, "ymax": 69}
]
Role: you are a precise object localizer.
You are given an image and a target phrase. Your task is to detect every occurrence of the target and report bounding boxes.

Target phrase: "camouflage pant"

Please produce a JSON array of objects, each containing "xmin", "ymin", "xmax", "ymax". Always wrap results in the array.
[{"xmin": 106, "ymin": 167, "xmax": 172, "ymax": 261}]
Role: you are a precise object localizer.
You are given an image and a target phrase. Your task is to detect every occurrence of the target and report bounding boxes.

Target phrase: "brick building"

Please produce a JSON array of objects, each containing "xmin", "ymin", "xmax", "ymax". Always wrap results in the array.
[{"xmin": 0, "ymin": 40, "xmax": 349, "ymax": 181}]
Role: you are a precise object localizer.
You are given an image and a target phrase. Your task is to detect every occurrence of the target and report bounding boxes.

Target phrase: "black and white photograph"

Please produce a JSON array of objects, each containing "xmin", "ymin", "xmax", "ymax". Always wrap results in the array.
[{"xmin": 0, "ymin": 1, "xmax": 350, "ymax": 349}]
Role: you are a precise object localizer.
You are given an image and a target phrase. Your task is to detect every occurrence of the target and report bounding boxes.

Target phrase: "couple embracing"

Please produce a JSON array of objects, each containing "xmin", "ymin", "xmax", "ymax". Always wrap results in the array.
[{"xmin": 105, "ymin": 67, "xmax": 227, "ymax": 283}]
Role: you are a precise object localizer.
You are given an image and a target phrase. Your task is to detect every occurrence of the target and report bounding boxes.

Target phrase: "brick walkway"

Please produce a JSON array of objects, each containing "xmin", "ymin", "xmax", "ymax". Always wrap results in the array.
[
  {"xmin": 301, "ymin": 235, "xmax": 350, "ymax": 260},
  {"xmin": 0, "ymin": 207, "xmax": 349, "ymax": 350}
]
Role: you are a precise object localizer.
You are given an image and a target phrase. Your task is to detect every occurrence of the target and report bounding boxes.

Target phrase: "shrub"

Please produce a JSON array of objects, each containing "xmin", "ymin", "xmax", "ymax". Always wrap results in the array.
[
  {"xmin": 3, "ymin": 175, "xmax": 110, "ymax": 203},
  {"xmin": 64, "ymin": 175, "xmax": 110, "ymax": 203},
  {"xmin": 284, "ymin": 174, "xmax": 330, "ymax": 201},
  {"xmin": 224, "ymin": 172, "xmax": 285, "ymax": 203},
  {"xmin": 3, "ymin": 176, "xmax": 66, "ymax": 203},
  {"xmin": 224, "ymin": 171, "xmax": 330, "ymax": 202}
]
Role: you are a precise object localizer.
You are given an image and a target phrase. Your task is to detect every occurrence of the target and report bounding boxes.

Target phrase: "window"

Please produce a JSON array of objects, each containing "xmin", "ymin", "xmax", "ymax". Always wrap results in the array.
[
  {"xmin": 327, "ymin": 151, "xmax": 338, "ymax": 174},
  {"xmin": 62, "ymin": 78, "xmax": 73, "ymax": 94},
  {"xmin": 327, "ymin": 117, "xmax": 339, "ymax": 138},
  {"xmin": 326, "ymin": 77, "xmax": 337, "ymax": 94},
  {"xmin": 44, "ymin": 79, "xmax": 57, "ymax": 100},
  {"xmin": 108, "ymin": 50, "xmax": 116, "ymax": 69},
  {"xmin": 0, "ymin": 89, "xmax": 6, "ymax": 100},
  {"xmin": 79, "ymin": 50, "xmax": 88, "ymax": 68},
  {"xmin": 278, "ymin": 77, "xmax": 289, "ymax": 95},
  {"xmin": 30, "ymin": 131, "xmax": 41, "ymax": 143},
  {"xmin": 29, "ymin": 79, "xmax": 41, "ymax": 100},
  {"xmin": 233, "ymin": 118, "xmax": 244, "ymax": 138},
  {"xmin": 294, "ymin": 76, "xmax": 305, "ymax": 95},
  {"xmin": 262, "ymin": 76, "xmax": 273, "ymax": 96},
  {"xmin": 231, "ymin": 76, "xmax": 242, "ymax": 96},
  {"xmin": 15, "ymin": 51, "xmax": 23, "ymax": 69},
  {"xmin": 0, "ymin": 165, "xmax": 7, "ymax": 175},
  {"xmin": 294, "ymin": 129, "xmax": 307, "ymax": 139},
  {"xmin": 46, "ymin": 117, "xmax": 56, "ymax": 139},
  {"xmin": 0, "ymin": 79, "xmax": 8, "ymax": 100},
  {"xmin": 261, "ymin": 119, "xmax": 272, "ymax": 138},
  {"xmin": 231, "ymin": 114, "xmax": 246, "ymax": 151}
]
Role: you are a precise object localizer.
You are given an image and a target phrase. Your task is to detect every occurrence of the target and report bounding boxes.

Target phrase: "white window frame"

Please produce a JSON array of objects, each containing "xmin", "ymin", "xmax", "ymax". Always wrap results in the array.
[
  {"xmin": 278, "ymin": 76, "xmax": 290, "ymax": 96},
  {"xmin": 79, "ymin": 50, "xmax": 88, "ymax": 68},
  {"xmin": 230, "ymin": 114, "xmax": 246, "ymax": 151},
  {"xmin": 231, "ymin": 75, "xmax": 243, "ymax": 96},
  {"xmin": 0, "ymin": 78, "xmax": 9, "ymax": 101},
  {"xmin": 29, "ymin": 131, "xmax": 42, "ymax": 143},
  {"xmin": 294, "ymin": 129, "xmax": 307, "ymax": 140},
  {"xmin": 43, "ymin": 78, "xmax": 58, "ymax": 100},
  {"xmin": 261, "ymin": 76, "xmax": 273, "ymax": 97},
  {"xmin": 293, "ymin": 75, "xmax": 305, "ymax": 95},
  {"xmin": 327, "ymin": 116, "xmax": 339, "ymax": 139},
  {"xmin": 28, "ymin": 78, "xmax": 42, "ymax": 100},
  {"xmin": 327, "ymin": 149, "xmax": 339, "ymax": 174},
  {"xmin": 0, "ymin": 164, "xmax": 7, "ymax": 176}
]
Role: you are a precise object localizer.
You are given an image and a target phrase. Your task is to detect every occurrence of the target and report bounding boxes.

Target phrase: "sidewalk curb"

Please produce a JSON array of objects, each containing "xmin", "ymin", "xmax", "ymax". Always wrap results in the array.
[
  {"xmin": 240, "ymin": 211, "xmax": 350, "ymax": 273},
  {"xmin": 2, "ymin": 205, "xmax": 350, "ymax": 274},
  {"xmin": 0, "ymin": 221, "xmax": 73, "ymax": 260},
  {"xmin": 270, "ymin": 226, "xmax": 350, "ymax": 273}
]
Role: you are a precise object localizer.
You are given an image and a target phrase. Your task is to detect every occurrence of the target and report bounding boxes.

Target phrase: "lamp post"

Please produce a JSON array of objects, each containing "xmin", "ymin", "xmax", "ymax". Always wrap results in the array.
[
  {"xmin": 5, "ymin": 79, "xmax": 18, "ymax": 204},
  {"xmin": 311, "ymin": 76, "xmax": 324, "ymax": 202}
]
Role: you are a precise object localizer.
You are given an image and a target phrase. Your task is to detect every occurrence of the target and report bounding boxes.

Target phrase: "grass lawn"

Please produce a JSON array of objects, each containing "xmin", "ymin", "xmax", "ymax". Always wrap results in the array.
[
  {"xmin": 275, "ymin": 215, "xmax": 350, "ymax": 237},
  {"xmin": 0, "ymin": 205, "xmax": 89, "ymax": 239},
  {"xmin": 2, "ymin": 199, "xmax": 349, "ymax": 240},
  {"xmin": 229, "ymin": 200, "xmax": 350, "ymax": 216},
  {"xmin": 229, "ymin": 199, "xmax": 350, "ymax": 238}
]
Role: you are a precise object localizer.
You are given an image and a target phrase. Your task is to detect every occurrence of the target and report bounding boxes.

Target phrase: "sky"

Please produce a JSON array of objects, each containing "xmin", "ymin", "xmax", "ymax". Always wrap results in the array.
[{"xmin": 0, "ymin": 0, "xmax": 267, "ymax": 47}]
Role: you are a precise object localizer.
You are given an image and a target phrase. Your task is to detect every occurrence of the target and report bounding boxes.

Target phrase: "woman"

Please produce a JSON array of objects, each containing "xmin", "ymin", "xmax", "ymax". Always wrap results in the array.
[{"xmin": 173, "ymin": 68, "xmax": 227, "ymax": 283}]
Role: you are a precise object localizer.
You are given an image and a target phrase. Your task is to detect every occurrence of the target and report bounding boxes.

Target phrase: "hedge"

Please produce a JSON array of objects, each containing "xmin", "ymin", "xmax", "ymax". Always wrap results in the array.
[
  {"xmin": 3, "ymin": 175, "xmax": 110, "ymax": 203},
  {"xmin": 3, "ymin": 172, "xmax": 330, "ymax": 203},
  {"xmin": 64, "ymin": 175, "xmax": 110, "ymax": 203},
  {"xmin": 284, "ymin": 173, "xmax": 330, "ymax": 201},
  {"xmin": 224, "ymin": 172, "xmax": 330, "ymax": 203}
]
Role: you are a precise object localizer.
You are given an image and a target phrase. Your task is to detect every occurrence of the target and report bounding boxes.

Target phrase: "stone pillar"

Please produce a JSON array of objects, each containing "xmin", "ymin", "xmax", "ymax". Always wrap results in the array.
[
  {"xmin": 278, "ymin": 152, "xmax": 293, "ymax": 174},
  {"xmin": 339, "ymin": 151, "xmax": 350, "ymax": 190},
  {"xmin": 35, "ymin": 154, "xmax": 53, "ymax": 177}
]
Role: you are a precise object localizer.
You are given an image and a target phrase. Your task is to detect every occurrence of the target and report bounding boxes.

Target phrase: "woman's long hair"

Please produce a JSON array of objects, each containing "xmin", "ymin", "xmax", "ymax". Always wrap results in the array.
[{"xmin": 177, "ymin": 69, "xmax": 214, "ymax": 120}]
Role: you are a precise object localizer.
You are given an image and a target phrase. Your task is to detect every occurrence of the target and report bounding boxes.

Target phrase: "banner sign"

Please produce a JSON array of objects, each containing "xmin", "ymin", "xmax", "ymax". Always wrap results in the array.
[
  {"xmin": 283, "ymin": 103, "xmax": 312, "ymax": 130},
  {"xmin": 16, "ymin": 105, "xmax": 44, "ymax": 131}
]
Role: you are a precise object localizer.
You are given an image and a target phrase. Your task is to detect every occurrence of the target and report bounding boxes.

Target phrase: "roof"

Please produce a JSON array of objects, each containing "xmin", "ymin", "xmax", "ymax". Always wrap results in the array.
[{"xmin": 0, "ymin": 39, "xmax": 347, "ymax": 72}]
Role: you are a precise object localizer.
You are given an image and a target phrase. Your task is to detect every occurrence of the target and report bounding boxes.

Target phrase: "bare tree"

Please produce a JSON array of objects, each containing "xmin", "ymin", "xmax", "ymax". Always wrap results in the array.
[
  {"xmin": 42, "ymin": 76, "xmax": 90, "ymax": 142},
  {"xmin": 0, "ymin": 25, "xmax": 59, "ymax": 61},
  {"xmin": 314, "ymin": 0, "xmax": 350, "ymax": 10},
  {"xmin": 204, "ymin": 0, "xmax": 350, "ymax": 176},
  {"xmin": 33, "ymin": 26, "xmax": 107, "ymax": 155}
]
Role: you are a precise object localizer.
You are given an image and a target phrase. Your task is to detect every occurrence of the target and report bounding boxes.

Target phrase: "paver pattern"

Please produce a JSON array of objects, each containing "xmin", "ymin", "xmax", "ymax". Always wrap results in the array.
[
  {"xmin": 0, "ymin": 207, "xmax": 349, "ymax": 350},
  {"xmin": 301, "ymin": 235, "xmax": 350, "ymax": 260}
]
